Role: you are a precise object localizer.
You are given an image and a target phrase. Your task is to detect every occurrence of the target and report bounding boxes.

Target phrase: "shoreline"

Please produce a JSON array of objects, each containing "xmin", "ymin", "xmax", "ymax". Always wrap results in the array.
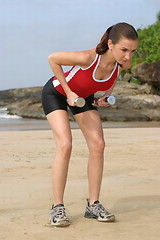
[{"xmin": 0, "ymin": 118, "xmax": 160, "ymax": 131}]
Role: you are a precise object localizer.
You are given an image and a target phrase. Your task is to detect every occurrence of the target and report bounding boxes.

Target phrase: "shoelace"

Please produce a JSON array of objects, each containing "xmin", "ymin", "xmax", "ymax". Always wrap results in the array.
[
  {"xmin": 55, "ymin": 207, "xmax": 68, "ymax": 219},
  {"xmin": 93, "ymin": 203, "xmax": 110, "ymax": 216}
]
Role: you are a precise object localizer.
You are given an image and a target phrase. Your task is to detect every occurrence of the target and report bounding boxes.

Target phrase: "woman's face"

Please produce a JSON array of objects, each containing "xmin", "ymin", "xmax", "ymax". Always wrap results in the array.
[{"xmin": 109, "ymin": 37, "xmax": 138, "ymax": 65}]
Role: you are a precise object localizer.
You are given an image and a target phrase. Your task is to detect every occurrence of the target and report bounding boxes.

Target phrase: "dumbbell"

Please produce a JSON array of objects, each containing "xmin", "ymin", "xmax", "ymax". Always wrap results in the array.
[{"xmin": 67, "ymin": 97, "xmax": 86, "ymax": 107}]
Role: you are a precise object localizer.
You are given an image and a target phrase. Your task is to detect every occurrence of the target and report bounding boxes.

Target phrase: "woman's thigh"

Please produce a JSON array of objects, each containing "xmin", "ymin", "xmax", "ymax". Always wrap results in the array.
[
  {"xmin": 47, "ymin": 110, "xmax": 72, "ymax": 146},
  {"xmin": 74, "ymin": 110, "xmax": 105, "ymax": 150}
]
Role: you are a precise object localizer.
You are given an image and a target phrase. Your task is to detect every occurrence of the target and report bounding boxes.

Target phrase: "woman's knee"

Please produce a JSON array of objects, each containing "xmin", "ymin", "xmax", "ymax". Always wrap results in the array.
[
  {"xmin": 56, "ymin": 138, "xmax": 72, "ymax": 154},
  {"xmin": 89, "ymin": 137, "xmax": 105, "ymax": 154}
]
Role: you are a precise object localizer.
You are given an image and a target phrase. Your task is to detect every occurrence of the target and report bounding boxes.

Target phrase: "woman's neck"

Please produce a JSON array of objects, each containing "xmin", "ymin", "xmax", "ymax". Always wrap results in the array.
[{"xmin": 100, "ymin": 50, "xmax": 116, "ymax": 68}]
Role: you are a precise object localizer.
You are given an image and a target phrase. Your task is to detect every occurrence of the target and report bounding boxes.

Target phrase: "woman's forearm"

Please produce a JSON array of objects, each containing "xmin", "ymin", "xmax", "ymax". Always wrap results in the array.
[{"xmin": 48, "ymin": 59, "xmax": 72, "ymax": 95}]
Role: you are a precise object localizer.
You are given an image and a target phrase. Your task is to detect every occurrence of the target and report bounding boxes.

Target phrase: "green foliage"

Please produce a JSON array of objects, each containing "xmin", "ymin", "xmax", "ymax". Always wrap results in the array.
[
  {"xmin": 156, "ymin": 11, "xmax": 160, "ymax": 22},
  {"xmin": 130, "ymin": 77, "xmax": 141, "ymax": 85},
  {"xmin": 131, "ymin": 16, "xmax": 160, "ymax": 66}
]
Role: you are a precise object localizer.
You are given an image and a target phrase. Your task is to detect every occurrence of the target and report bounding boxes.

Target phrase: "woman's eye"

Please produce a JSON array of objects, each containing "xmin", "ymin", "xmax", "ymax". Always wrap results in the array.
[{"xmin": 121, "ymin": 49, "xmax": 127, "ymax": 52}]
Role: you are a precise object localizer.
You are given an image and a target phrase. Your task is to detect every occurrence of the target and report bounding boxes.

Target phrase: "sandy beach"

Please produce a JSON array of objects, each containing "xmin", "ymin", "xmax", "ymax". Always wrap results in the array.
[{"xmin": 1, "ymin": 127, "xmax": 160, "ymax": 240}]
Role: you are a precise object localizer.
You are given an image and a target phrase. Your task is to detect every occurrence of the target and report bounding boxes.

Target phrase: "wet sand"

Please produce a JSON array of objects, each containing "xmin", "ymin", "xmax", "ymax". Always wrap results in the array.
[
  {"xmin": 0, "ymin": 127, "xmax": 160, "ymax": 240},
  {"xmin": 0, "ymin": 118, "xmax": 160, "ymax": 131}
]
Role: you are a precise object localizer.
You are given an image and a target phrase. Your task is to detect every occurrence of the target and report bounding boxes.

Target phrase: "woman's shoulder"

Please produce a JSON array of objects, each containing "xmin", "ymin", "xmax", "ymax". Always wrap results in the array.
[{"xmin": 79, "ymin": 49, "xmax": 97, "ymax": 68}]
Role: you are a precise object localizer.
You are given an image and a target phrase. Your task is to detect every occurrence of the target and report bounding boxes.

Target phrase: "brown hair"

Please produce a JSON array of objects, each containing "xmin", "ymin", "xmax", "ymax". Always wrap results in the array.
[{"xmin": 96, "ymin": 22, "xmax": 138, "ymax": 55}]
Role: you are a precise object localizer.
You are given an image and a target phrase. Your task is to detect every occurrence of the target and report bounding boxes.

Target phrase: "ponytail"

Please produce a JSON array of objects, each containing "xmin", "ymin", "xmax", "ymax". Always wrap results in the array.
[
  {"xmin": 96, "ymin": 23, "xmax": 138, "ymax": 55},
  {"xmin": 96, "ymin": 26, "xmax": 113, "ymax": 55}
]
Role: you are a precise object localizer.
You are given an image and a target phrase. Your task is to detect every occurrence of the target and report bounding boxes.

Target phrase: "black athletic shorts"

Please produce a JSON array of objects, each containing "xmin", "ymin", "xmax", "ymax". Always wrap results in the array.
[{"xmin": 41, "ymin": 78, "xmax": 97, "ymax": 116}]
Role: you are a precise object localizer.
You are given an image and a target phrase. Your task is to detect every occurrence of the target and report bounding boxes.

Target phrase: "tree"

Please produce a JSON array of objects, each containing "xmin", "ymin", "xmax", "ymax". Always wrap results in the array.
[
  {"xmin": 156, "ymin": 11, "xmax": 160, "ymax": 22},
  {"xmin": 131, "ymin": 12, "xmax": 160, "ymax": 66}
]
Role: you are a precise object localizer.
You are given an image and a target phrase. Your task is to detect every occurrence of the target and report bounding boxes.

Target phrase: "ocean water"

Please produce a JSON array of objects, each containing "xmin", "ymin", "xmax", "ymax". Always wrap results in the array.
[
  {"xmin": 0, "ymin": 107, "xmax": 48, "ymax": 131},
  {"xmin": 0, "ymin": 107, "xmax": 21, "ymax": 119},
  {"xmin": 0, "ymin": 107, "xmax": 160, "ymax": 131}
]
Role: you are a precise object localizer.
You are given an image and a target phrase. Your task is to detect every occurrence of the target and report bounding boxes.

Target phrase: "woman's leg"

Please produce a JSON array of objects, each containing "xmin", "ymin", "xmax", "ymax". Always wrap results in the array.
[
  {"xmin": 74, "ymin": 110, "xmax": 105, "ymax": 205},
  {"xmin": 47, "ymin": 110, "xmax": 72, "ymax": 206}
]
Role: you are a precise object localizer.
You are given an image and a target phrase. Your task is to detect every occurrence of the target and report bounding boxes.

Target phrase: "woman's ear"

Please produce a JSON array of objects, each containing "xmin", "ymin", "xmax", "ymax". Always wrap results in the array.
[{"xmin": 108, "ymin": 39, "xmax": 113, "ymax": 50}]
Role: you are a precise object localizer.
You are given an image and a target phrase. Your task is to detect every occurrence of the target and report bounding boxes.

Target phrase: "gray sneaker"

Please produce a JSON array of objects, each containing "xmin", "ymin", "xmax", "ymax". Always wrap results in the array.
[
  {"xmin": 50, "ymin": 204, "xmax": 70, "ymax": 227},
  {"xmin": 84, "ymin": 199, "xmax": 115, "ymax": 222}
]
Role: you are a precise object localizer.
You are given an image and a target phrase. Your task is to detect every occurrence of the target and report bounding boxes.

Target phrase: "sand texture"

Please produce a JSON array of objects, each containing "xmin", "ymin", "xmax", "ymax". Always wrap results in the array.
[{"xmin": 0, "ymin": 128, "xmax": 160, "ymax": 240}]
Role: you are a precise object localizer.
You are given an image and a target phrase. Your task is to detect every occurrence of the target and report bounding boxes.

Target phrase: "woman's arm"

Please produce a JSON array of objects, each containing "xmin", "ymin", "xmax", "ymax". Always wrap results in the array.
[
  {"xmin": 97, "ymin": 60, "xmax": 132, "ymax": 106},
  {"xmin": 48, "ymin": 50, "xmax": 93, "ymax": 105},
  {"xmin": 95, "ymin": 76, "xmax": 118, "ymax": 107}
]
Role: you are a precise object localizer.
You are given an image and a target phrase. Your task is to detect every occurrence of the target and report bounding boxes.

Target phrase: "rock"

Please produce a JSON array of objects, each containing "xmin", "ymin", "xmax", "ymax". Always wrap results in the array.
[
  {"xmin": 131, "ymin": 61, "xmax": 160, "ymax": 92},
  {"xmin": 0, "ymin": 81, "xmax": 160, "ymax": 121},
  {"xmin": 122, "ymin": 73, "xmax": 132, "ymax": 82},
  {"xmin": 0, "ymin": 87, "xmax": 45, "ymax": 119},
  {"xmin": 95, "ymin": 81, "xmax": 153, "ymax": 97},
  {"xmin": 96, "ymin": 92, "xmax": 160, "ymax": 122},
  {"xmin": 93, "ymin": 80, "xmax": 160, "ymax": 121},
  {"xmin": 8, "ymin": 101, "xmax": 44, "ymax": 119},
  {"xmin": 147, "ymin": 61, "xmax": 160, "ymax": 89},
  {"xmin": 0, "ymin": 87, "xmax": 42, "ymax": 104},
  {"xmin": 131, "ymin": 62, "xmax": 149, "ymax": 82}
]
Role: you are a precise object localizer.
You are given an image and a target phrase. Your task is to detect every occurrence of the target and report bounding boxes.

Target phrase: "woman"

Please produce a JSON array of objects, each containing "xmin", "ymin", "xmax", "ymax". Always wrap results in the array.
[{"xmin": 42, "ymin": 22, "xmax": 138, "ymax": 227}]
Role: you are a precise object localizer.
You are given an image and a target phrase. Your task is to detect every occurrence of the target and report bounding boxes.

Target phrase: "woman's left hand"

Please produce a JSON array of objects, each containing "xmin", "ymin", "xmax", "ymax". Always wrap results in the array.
[{"xmin": 96, "ymin": 96, "xmax": 110, "ymax": 107}]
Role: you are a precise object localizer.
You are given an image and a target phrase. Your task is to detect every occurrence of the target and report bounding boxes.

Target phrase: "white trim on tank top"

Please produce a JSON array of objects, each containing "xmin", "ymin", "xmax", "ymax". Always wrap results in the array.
[{"xmin": 93, "ymin": 55, "xmax": 119, "ymax": 82}]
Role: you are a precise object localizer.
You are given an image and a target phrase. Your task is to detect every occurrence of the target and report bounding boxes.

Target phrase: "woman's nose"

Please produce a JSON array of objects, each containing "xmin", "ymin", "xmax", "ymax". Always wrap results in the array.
[{"xmin": 125, "ymin": 52, "xmax": 132, "ymax": 60}]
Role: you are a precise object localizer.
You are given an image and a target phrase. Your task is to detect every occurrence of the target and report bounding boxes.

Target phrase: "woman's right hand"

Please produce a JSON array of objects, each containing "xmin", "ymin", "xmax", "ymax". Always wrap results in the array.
[{"xmin": 66, "ymin": 91, "xmax": 79, "ymax": 106}]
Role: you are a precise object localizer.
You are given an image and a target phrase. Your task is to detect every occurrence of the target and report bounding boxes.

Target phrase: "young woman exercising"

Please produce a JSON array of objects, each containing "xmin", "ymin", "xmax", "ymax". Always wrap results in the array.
[{"xmin": 42, "ymin": 22, "xmax": 138, "ymax": 227}]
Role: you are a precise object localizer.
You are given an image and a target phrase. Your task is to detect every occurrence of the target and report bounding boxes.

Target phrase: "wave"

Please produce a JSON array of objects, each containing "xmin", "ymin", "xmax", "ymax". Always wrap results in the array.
[{"xmin": 0, "ymin": 107, "xmax": 22, "ymax": 119}]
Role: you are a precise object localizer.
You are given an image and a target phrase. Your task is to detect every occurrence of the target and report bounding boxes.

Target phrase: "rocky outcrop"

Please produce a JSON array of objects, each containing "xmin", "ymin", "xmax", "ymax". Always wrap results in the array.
[
  {"xmin": 130, "ymin": 61, "xmax": 160, "ymax": 94},
  {"xmin": 1, "ymin": 61, "xmax": 160, "ymax": 121},
  {"xmin": 0, "ymin": 80, "xmax": 160, "ymax": 121},
  {"xmin": 95, "ymin": 81, "xmax": 160, "ymax": 121},
  {"xmin": 0, "ymin": 87, "xmax": 44, "ymax": 119},
  {"xmin": 0, "ymin": 87, "xmax": 42, "ymax": 104}
]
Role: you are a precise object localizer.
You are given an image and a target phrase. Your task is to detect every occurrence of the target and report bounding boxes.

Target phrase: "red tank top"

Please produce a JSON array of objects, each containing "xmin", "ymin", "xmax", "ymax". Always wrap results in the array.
[{"xmin": 52, "ymin": 54, "xmax": 120, "ymax": 98}]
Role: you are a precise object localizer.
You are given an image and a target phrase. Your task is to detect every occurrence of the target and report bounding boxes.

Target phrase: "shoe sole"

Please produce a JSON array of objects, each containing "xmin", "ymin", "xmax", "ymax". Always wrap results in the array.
[
  {"xmin": 98, "ymin": 215, "xmax": 115, "ymax": 222},
  {"xmin": 84, "ymin": 212, "xmax": 115, "ymax": 222},
  {"xmin": 50, "ymin": 220, "xmax": 70, "ymax": 227}
]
